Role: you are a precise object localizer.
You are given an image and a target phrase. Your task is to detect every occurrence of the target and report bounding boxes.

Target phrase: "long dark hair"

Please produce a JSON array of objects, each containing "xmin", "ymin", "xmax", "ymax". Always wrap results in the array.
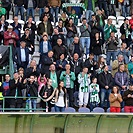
[{"xmin": 111, "ymin": 86, "xmax": 119, "ymax": 94}]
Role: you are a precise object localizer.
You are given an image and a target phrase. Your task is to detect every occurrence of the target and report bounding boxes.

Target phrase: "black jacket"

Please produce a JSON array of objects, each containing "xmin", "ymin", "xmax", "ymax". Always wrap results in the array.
[
  {"xmin": 98, "ymin": 71, "xmax": 114, "ymax": 89},
  {"xmin": 14, "ymin": 0, "xmax": 25, "ymax": 6}
]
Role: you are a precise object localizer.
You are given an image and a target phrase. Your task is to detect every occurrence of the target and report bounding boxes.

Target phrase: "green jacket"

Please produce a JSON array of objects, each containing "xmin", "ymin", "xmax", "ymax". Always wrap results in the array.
[
  {"xmin": 0, "ymin": 7, "xmax": 6, "ymax": 17},
  {"xmin": 60, "ymin": 71, "xmax": 76, "ymax": 89},
  {"xmin": 128, "ymin": 62, "xmax": 133, "ymax": 75},
  {"xmin": 104, "ymin": 24, "xmax": 117, "ymax": 41}
]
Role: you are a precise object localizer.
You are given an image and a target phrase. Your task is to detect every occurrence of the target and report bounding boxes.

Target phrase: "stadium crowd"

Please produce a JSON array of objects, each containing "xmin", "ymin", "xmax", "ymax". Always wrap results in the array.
[{"xmin": 0, "ymin": 0, "xmax": 133, "ymax": 113}]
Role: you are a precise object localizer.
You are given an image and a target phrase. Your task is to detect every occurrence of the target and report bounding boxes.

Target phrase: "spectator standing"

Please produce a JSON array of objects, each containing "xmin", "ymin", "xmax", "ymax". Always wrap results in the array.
[
  {"xmin": 13, "ymin": 41, "xmax": 29, "ymax": 70},
  {"xmin": 59, "ymin": 12, "xmax": 69, "ymax": 27},
  {"xmin": 89, "ymin": 77, "xmax": 100, "ymax": 111},
  {"xmin": 0, "ymin": 15, "xmax": 8, "ymax": 44},
  {"xmin": 104, "ymin": 18, "xmax": 117, "ymax": 41},
  {"xmin": 109, "ymin": 86, "xmax": 123, "ymax": 112},
  {"xmin": 98, "ymin": 65, "xmax": 114, "ymax": 108},
  {"xmin": 114, "ymin": 64, "xmax": 129, "ymax": 107},
  {"xmin": 60, "ymin": 64, "xmax": 76, "ymax": 107},
  {"xmin": 120, "ymin": 18, "xmax": 132, "ymax": 48},
  {"xmin": 69, "ymin": 36, "xmax": 84, "ymax": 58},
  {"xmin": 128, "ymin": 56, "xmax": 133, "ymax": 84},
  {"xmin": 0, "ymin": 1, "xmax": 6, "ymax": 17},
  {"xmin": 37, "ymin": 15, "xmax": 53, "ymax": 40},
  {"xmin": 24, "ymin": 0, "xmax": 37, "ymax": 21},
  {"xmin": 116, "ymin": 42, "xmax": 130, "ymax": 64},
  {"xmin": 26, "ymin": 75, "xmax": 38, "ymax": 112},
  {"xmin": 66, "ymin": 18, "xmax": 77, "ymax": 47},
  {"xmin": 80, "ymin": 18, "xmax": 91, "ymax": 57},
  {"xmin": 78, "ymin": 67, "xmax": 91, "ymax": 108},
  {"xmin": 48, "ymin": 0, "xmax": 61, "ymax": 23},
  {"xmin": 123, "ymin": 83, "xmax": 133, "ymax": 113},
  {"xmin": 108, "ymin": 0, "xmax": 116, "ymax": 16},
  {"xmin": 14, "ymin": 0, "xmax": 25, "ymax": 20},
  {"xmin": 36, "ymin": 0, "xmax": 48, "ymax": 17},
  {"xmin": 106, "ymin": 32, "xmax": 118, "ymax": 66},
  {"xmin": 69, "ymin": 9, "xmax": 78, "ymax": 26},
  {"xmin": 91, "ymin": 32, "xmax": 102, "ymax": 61}
]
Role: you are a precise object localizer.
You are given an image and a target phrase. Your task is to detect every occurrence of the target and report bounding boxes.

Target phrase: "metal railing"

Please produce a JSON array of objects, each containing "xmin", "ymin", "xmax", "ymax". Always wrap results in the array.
[{"xmin": 0, "ymin": 96, "xmax": 47, "ymax": 112}]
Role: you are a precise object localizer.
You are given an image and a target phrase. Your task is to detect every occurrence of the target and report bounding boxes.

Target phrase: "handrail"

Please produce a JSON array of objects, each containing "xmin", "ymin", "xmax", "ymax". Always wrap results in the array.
[{"xmin": 1, "ymin": 96, "xmax": 47, "ymax": 112}]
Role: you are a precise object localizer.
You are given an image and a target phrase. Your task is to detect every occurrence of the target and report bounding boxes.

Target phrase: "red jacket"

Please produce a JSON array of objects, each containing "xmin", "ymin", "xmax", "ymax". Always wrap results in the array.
[
  {"xmin": 129, "ymin": 19, "xmax": 133, "ymax": 30},
  {"xmin": 4, "ymin": 31, "xmax": 19, "ymax": 47}
]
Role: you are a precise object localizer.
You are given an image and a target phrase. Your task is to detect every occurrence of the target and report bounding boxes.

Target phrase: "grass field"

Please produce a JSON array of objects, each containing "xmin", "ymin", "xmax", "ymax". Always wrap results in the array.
[{"xmin": 0, "ymin": 113, "xmax": 133, "ymax": 133}]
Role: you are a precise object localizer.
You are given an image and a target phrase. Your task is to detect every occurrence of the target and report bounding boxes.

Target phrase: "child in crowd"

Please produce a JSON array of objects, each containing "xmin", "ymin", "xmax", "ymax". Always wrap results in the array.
[
  {"xmin": 109, "ymin": 86, "xmax": 123, "ymax": 112},
  {"xmin": 89, "ymin": 77, "xmax": 100, "ymax": 111}
]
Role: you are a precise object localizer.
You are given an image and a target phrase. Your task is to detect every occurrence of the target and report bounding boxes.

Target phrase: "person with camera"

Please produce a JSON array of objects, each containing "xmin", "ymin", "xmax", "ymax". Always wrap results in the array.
[
  {"xmin": 123, "ymin": 83, "xmax": 133, "ymax": 113},
  {"xmin": 78, "ymin": 67, "xmax": 91, "ymax": 108},
  {"xmin": 60, "ymin": 64, "xmax": 76, "ymax": 107}
]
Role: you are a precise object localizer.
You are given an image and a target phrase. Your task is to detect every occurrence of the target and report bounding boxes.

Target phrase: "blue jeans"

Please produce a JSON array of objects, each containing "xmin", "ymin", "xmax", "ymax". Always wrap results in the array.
[
  {"xmin": 122, "ymin": 5, "xmax": 130, "ymax": 17},
  {"xmin": 67, "ymin": 37, "xmax": 74, "ymax": 48},
  {"xmin": 80, "ymin": 37, "xmax": 90, "ymax": 56},
  {"xmin": 15, "ymin": 6, "xmax": 24, "ymax": 20},
  {"xmin": 55, "ymin": 105, "xmax": 65, "ymax": 112},
  {"xmin": 85, "ymin": 10, "xmax": 94, "ymax": 22},
  {"xmin": 27, "ymin": 7, "xmax": 34, "ymax": 21},
  {"xmin": 120, "ymin": 90, "xmax": 125, "ymax": 108},
  {"xmin": 106, "ymin": 51, "xmax": 117, "ymax": 65},
  {"xmin": 50, "ymin": 6, "xmax": 59, "ymax": 23},
  {"xmin": 90, "ymin": 102, "xmax": 99, "ymax": 112},
  {"xmin": 29, "ymin": 99, "xmax": 37, "ymax": 112},
  {"xmin": 100, "ymin": 88, "xmax": 111, "ymax": 108},
  {"xmin": 39, "ymin": 8, "xmax": 45, "ymax": 17}
]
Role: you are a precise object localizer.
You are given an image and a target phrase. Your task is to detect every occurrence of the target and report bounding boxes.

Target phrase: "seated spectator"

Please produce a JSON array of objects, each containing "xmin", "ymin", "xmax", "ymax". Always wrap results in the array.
[
  {"xmin": 91, "ymin": 32, "xmax": 102, "ymax": 61},
  {"xmin": 25, "ymin": 60, "xmax": 40, "ymax": 78},
  {"xmin": 123, "ymin": 83, "xmax": 133, "ymax": 113},
  {"xmin": 1, "ymin": 74, "xmax": 10, "ymax": 109},
  {"xmin": 128, "ymin": 56, "xmax": 133, "ymax": 84},
  {"xmin": 24, "ymin": 0, "xmax": 37, "ymax": 21},
  {"xmin": 4, "ymin": 25, "xmax": 19, "ymax": 54},
  {"xmin": 39, "ymin": 79, "xmax": 54, "ymax": 112},
  {"xmin": 114, "ymin": 64, "xmax": 129, "ymax": 107},
  {"xmin": 120, "ymin": 18, "xmax": 132, "ymax": 48},
  {"xmin": 111, "ymin": 54, "xmax": 125, "ymax": 77},
  {"xmin": 39, "ymin": 32, "xmax": 52, "ymax": 63},
  {"xmin": 37, "ymin": 15, "xmax": 53, "ymax": 40},
  {"xmin": 26, "ymin": 75, "xmax": 38, "ymax": 112},
  {"xmin": 116, "ymin": 42, "xmax": 130, "ymax": 64},
  {"xmin": 69, "ymin": 9, "xmax": 78, "ymax": 26},
  {"xmin": 23, "ymin": 16, "xmax": 36, "ymax": 41},
  {"xmin": 53, "ymin": 38, "xmax": 67, "ymax": 61},
  {"xmin": 51, "ymin": 28, "xmax": 65, "ymax": 48},
  {"xmin": 40, "ymin": 51, "xmax": 55, "ymax": 76},
  {"xmin": 0, "ymin": 15, "xmax": 8, "ymax": 44},
  {"xmin": 14, "ymin": 0, "xmax": 25, "ymax": 20},
  {"xmin": 56, "ymin": 53, "xmax": 67, "ymax": 76},
  {"xmin": 60, "ymin": 64, "xmax": 76, "ymax": 107},
  {"xmin": 14, "ymin": 41, "xmax": 29, "ymax": 70},
  {"xmin": 106, "ymin": 32, "xmax": 118, "ymax": 66},
  {"xmin": 78, "ymin": 67, "xmax": 91, "ymax": 108},
  {"xmin": 0, "ymin": 1, "xmax": 6, "ymax": 17},
  {"xmin": 80, "ymin": 18, "xmax": 91, "ymax": 57},
  {"xmin": 11, "ymin": 16, "xmax": 22, "ymax": 39},
  {"xmin": 98, "ymin": 65, "xmax": 114, "ymax": 108},
  {"xmin": 104, "ymin": 18, "xmax": 117, "ymax": 41},
  {"xmin": 48, "ymin": 0, "xmax": 61, "ymax": 23},
  {"xmin": 66, "ymin": 18, "xmax": 77, "ymax": 47},
  {"xmin": 69, "ymin": 36, "xmax": 84, "ymax": 58},
  {"xmin": 109, "ymin": 86, "xmax": 123, "ymax": 112},
  {"xmin": 40, "ymin": 6, "xmax": 53, "ymax": 22},
  {"xmin": 20, "ymin": 28, "xmax": 34, "ymax": 55},
  {"xmin": 89, "ymin": 77, "xmax": 100, "ymax": 111}
]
